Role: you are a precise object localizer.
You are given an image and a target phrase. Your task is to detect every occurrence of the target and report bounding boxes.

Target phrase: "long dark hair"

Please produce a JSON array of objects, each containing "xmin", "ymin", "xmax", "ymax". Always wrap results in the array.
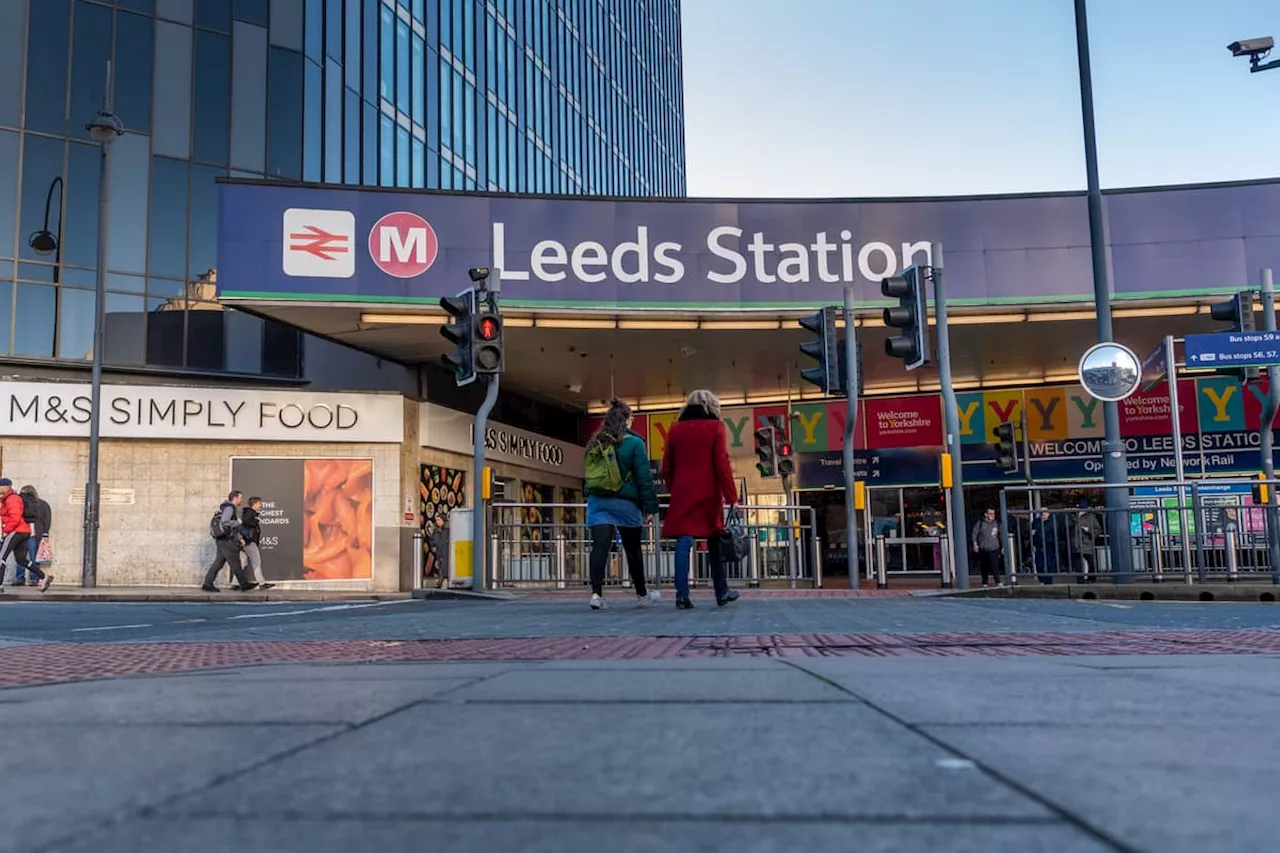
[{"xmin": 588, "ymin": 398, "xmax": 632, "ymax": 449}]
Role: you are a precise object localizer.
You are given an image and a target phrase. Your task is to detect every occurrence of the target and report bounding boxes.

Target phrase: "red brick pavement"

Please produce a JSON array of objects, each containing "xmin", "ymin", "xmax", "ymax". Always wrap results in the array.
[
  {"xmin": 521, "ymin": 589, "xmax": 916, "ymax": 599},
  {"xmin": 3, "ymin": 629, "xmax": 1280, "ymax": 689}
]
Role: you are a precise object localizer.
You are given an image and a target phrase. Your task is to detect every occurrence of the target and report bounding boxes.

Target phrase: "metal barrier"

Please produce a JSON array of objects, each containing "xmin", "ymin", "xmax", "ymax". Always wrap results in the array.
[
  {"xmin": 870, "ymin": 534, "xmax": 954, "ymax": 588},
  {"xmin": 998, "ymin": 478, "xmax": 1280, "ymax": 585},
  {"xmin": 484, "ymin": 502, "xmax": 822, "ymax": 590}
]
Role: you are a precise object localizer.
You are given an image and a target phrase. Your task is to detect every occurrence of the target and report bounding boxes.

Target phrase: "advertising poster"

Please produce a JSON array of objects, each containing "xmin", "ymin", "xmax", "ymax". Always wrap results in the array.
[
  {"xmin": 420, "ymin": 464, "xmax": 467, "ymax": 582},
  {"xmin": 519, "ymin": 482, "xmax": 556, "ymax": 550},
  {"xmin": 230, "ymin": 457, "xmax": 374, "ymax": 581}
]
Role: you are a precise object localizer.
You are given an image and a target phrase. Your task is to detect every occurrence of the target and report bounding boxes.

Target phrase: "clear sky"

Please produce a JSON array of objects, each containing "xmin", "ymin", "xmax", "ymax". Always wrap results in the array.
[{"xmin": 680, "ymin": 0, "xmax": 1280, "ymax": 198}]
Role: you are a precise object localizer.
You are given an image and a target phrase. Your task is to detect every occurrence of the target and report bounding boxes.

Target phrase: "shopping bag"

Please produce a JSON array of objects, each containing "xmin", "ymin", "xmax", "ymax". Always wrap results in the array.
[
  {"xmin": 719, "ymin": 507, "xmax": 750, "ymax": 563},
  {"xmin": 36, "ymin": 536, "xmax": 54, "ymax": 563}
]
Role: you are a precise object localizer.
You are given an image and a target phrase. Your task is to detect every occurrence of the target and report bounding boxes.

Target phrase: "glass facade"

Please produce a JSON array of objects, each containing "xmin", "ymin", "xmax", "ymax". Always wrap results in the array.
[{"xmin": 0, "ymin": 0, "xmax": 685, "ymax": 379}]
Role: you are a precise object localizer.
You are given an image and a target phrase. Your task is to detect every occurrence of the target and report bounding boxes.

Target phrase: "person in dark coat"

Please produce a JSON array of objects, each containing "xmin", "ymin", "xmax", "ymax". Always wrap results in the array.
[
  {"xmin": 1030, "ymin": 509, "xmax": 1063, "ymax": 584},
  {"xmin": 584, "ymin": 398, "xmax": 660, "ymax": 610},
  {"xmin": 661, "ymin": 389, "xmax": 740, "ymax": 609}
]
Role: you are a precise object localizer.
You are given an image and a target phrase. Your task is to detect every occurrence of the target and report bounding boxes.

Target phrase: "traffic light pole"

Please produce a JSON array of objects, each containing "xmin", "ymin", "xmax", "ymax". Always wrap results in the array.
[
  {"xmin": 472, "ymin": 374, "xmax": 499, "ymax": 592},
  {"xmin": 842, "ymin": 286, "xmax": 859, "ymax": 585},
  {"xmin": 930, "ymin": 243, "xmax": 970, "ymax": 590},
  {"xmin": 1259, "ymin": 268, "xmax": 1280, "ymax": 584}
]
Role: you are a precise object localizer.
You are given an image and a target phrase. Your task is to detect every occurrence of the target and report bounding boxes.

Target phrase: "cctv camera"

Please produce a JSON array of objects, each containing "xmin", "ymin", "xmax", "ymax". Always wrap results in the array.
[
  {"xmin": 468, "ymin": 267, "xmax": 490, "ymax": 282},
  {"xmin": 1228, "ymin": 36, "xmax": 1273, "ymax": 57}
]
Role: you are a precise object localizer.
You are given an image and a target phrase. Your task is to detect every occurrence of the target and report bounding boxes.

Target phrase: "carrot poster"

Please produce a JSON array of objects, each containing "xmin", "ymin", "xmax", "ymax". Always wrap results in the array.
[{"xmin": 230, "ymin": 457, "xmax": 375, "ymax": 582}]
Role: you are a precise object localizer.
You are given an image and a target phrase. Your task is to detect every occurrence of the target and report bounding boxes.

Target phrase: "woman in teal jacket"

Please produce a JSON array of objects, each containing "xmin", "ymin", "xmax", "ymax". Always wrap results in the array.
[{"xmin": 584, "ymin": 397, "xmax": 659, "ymax": 610}]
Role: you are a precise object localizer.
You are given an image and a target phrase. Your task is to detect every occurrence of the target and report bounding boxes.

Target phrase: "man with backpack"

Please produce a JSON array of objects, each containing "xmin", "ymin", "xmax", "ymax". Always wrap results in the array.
[
  {"xmin": 201, "ymin": 490, "xmax": 254, "ymax": 593},
  {"xmin": 0, "ymin": 478, "xmax": 51, "ymax": 592},
  {"xmin": 13, "ymin": 485, "xmax": 51, "ymax": 586}
]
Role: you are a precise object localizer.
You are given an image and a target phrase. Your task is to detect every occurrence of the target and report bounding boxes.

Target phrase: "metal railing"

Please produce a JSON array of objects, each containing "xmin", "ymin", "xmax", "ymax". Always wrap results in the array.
[
  {"xmin": 484, "ymin": 502, "xmax": 822, "ymax": 590},
  {"xmin": 869, "ymin": 535, "xmax": 954, "ymax": 589},
  {"xmin": 998, "ymin": 478, "xmax": 1280, "ymax": 585}
]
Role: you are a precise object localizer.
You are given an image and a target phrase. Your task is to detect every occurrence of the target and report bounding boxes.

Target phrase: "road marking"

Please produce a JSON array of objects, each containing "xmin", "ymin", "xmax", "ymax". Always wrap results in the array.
[
  {"xmin": 224, "ymin": 600, "xmax": 404, "ymax": 621},
  {"xmin": 70, "ymin": 623, "xmax": 153, "ymax": 633},
  {"xmin": 935, "ymin": 758, "xmax": 976, "ymax": 770}
]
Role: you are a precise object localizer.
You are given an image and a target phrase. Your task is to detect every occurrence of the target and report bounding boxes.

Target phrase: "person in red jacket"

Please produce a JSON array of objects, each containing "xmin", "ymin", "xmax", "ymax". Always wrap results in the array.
[
  {"xmin": 661, "ymin": 390, "xmax": 740, "ymax": 609},
  {"xmin": 0, "ymin": 478, "xmax": 51, "ymax": 592}
]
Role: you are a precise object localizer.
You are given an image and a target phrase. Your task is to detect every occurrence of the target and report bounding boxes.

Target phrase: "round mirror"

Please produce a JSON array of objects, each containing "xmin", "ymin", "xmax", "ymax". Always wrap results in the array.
[{"xmin": 1077, "ymin": 342, "xmax": 1142, "ymax": 402}]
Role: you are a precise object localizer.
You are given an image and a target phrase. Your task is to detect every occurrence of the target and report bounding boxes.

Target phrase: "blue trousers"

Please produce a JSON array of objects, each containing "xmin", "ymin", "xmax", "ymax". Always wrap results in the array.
[{"xmin": 674, "ymin": 535, "xmax": 728, "ymax": 600}]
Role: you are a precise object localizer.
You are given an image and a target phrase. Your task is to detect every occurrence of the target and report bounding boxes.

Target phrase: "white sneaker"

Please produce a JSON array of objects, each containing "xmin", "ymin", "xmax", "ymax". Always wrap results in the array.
[
  {"xmin": 590, "ymin": 594, "xmax": 606, "ymax": 610},
  {"xmin": 636, "ymin": 590, "xmax": 661, "ymax": 607}
]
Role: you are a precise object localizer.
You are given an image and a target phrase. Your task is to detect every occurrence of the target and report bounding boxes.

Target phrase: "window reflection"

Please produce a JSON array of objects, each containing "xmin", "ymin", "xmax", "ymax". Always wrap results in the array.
[
  {"xmin": 396, "ymin": 19, "xmax": 409, "ymax": 116},
  {"xmin": 325, "ymin": 61, "xmax": 342, "ymax": 182},
  {"xmin": 362, "ymin": 101, "xmax": 377, "ymax": 184},
  {"xmin": 412, "ymin": 34, "xmax": 424, "ymax": 126},
  {"xmin": 24, "ymin": 0, "xmax": 71, "ymax": 136},
  {"xmin": 0, "ymin": 282, "xmax": 11, "ymax": 355},
  {"xmin": 193, "ymin": 31, "xmax": 231, "ymax": 165},
  {"xmin": 267, "ymin": 47, "xmax": 303, "ymax": 179},
  {"xmin": 69, "ymin": 0, "xmax": 111, "ymax": 143},
  {"xmin": 230, "ymin": 21, "xmax": 267, "ymax": 173},
  {"xmin": 105, "ymin": 132, "xmax": 150, "ymax": 274},
  {"xmin": 18, "ymin": 135, "xmax": 65, "ymax": 264},
  {"xmin": 412, "ymin": 137, "xmax": 425, "ymax": 188},
  {"xmin": 344, "ymin": 88, "xmax": 360, "ymax": 184},
  {"xmin": 188, "ymin": 163, "xmax": 223, "ymax": 280},
  {"xmin": 225, "ymin": 308, "xmax": 263, "ymax": 374},
  {"xmin": 148, "ymin": 156, "xmax": 189, "ymax": 279},
  {"xmin": 233, "ymin": 0, "xmax": 268, "ymax": 26},
  {"xmin": 0, "ymin": 131, "xmax": 18, "ymax": 259},
  {"xmin": 114, "ymin": 12, "xmax": 154, "ymax": 135},
  {"xmin": 153, "ymin": 21, "xmax": 193, "ymax": 159},
  {"xmin": 108, "ymin": 274, "xmax": 146, "ymax": 294},
  {"xmin": 63, "ymin": 142, "xmax": 100, "ymax": 269},
  {"xmin": 14, "ymin": 283, "xmax": 56, "ymax": 357},
  {"xmin": 195, "ymin": 0, "xmax": 232, "ymax": 32},
  {"xmin": 57, "ymin": 286, "xmax": 94, "ymax": 360},
  {"xmin": 397, "ymin": 125, "xmax": 409, "ymax": 187},
  {"xmin": 156, "ymin": 0, "xmax": 193, "ymax": 25},
  {"xmin": 0, "ymin": 0, "xmax": 19, "ymax": 127},
  {"xmin": 104, "ymin": 292, "xmax": 146, "ymax": 366},
  {"xmin": 379, "ymin": 5, "xmax": 393, "ymax": 102},
  {"xmin": 379, "ymin": 113, "xmax": 394, "ymax": 187},
  {"xmin": 303, "ymin": 59, "xmax": 322, "ymax": 181}
]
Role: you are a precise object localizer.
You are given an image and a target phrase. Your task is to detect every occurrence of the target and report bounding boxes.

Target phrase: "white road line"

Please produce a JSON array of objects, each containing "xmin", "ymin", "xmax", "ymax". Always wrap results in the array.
[
  {"xmin": 70, "ymin": 623, "xmax": 153, "ymax": 633},
  {"xmin": 224, "ymin": 600, "xmax": 405, "ymax": 621}
]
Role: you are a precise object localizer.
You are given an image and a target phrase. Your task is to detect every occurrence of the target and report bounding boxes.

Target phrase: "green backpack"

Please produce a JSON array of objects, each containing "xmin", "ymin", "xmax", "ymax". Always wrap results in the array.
[{"xmin": 584, "ymin": 436, "xmax": 626, "ymax": 495}]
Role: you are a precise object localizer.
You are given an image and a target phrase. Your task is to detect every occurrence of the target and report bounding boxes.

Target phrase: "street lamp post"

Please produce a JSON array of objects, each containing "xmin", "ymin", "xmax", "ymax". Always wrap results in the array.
[
  {"xmin": 82, "ymin": 63, "xmax": 125, "ymax": 588},
  {"xmin": 1073, "ymin": 0, "xmax": 1133, "ymax": 582},
  {"xmin": 29, "ymin": 177, "xmax": 64, "ymax": 353}
]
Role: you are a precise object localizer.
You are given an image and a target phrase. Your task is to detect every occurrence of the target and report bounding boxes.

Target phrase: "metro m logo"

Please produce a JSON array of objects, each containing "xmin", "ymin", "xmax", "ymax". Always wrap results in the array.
[{"xmin": 368, "ymin": 211, "xmax": 439, "ymax": 278}]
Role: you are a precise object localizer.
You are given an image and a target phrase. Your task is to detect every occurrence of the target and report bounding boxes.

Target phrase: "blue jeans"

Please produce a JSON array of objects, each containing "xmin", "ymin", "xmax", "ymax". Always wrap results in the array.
[
  {"xmin": 15, "ymin": 537, "xmax": 38, "ymax": 582},
  {"xmin": 674, "ymin": 535, "xmax": 728, "ymax": 600}
]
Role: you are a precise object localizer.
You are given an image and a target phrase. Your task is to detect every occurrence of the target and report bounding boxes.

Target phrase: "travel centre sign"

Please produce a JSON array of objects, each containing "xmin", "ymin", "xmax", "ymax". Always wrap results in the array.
[
  {"xmin": 584, "ymin": 375, "xmax": 1280, "ymax": 488},
  {"xmin": 217, "ymin": 179, "xmax": 1280, "ymax": 309},
  {"xmin": 0, "ymin": 382, "xmax": 404, "ymax": 442}
]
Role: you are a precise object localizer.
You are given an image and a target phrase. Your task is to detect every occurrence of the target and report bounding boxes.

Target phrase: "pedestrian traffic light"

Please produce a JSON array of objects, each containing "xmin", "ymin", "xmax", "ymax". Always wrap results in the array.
[
  {"xmin": 1211, "ymin": 290, "xmax": 1259, "ymax": 383},
  {"xmin": 798, "ymin": 306, "xmax": 842, "ymax": 395},
  {"xmin": 992, "ymin": 421, "xmax": 1018, "ymax": 474},
  {"xmin": 777, "ymin": 438, "xmax": 795, "ymax": 477},
  {"xmin": 474, "ymin": 290, "xmax": 504, "ymax": 375},
  {"xmin": 754, "ymin": 425, "xmax": 778, "ymax": 478},
  {"xmin": 1254, "ymin": 472, "xmax": 1270, "ymax": 505},
  {"xmin": 439, "ymin": 288, "xmax": 477, "ymax": 386},
  {"xmin": 881, "ymin": 265, "xmax": 929, "ymax": 370}
]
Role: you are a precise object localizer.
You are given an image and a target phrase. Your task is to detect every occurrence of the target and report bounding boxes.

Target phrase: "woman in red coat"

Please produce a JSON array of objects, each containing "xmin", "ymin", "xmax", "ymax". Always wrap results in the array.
[{"xmin": 661, "ymin": 389, "xmax": 740, "ymax": 609}]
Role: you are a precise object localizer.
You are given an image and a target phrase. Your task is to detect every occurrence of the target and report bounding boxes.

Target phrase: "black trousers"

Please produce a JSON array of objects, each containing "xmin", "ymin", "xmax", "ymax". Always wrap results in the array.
[
  {"xmin": 0, "ymin": 531, "xmax": 41, "ymax": 580},
  {"xmin": 203, "ymin": 538, "xmax": 250, "ymax": 588},
  {"xmin": 588, "ymin": 524, "xmax": 647, "ymax": 596},
  {"xmin": 977, "ymin": 549, "xmax": 1002, "ymax": 585}
]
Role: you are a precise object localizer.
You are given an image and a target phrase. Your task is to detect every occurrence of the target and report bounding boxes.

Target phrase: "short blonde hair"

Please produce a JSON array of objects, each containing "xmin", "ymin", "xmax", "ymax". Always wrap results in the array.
[{"xmin": 683, "ymin": 389, "xmax": 721, "ymax": 419}]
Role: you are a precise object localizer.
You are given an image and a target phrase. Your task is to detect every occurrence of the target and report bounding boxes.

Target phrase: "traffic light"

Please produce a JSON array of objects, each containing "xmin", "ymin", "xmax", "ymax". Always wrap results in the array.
[
  {"xmin": 754, "ymin": 425, "xmax": 778, "ymax": 478},
  {"xmin": 881, "ymin": 265, "xmax": 929, "ymax": 370},
  {"xmin": 439, "ymin": 288, "xmax": 477, "ymax": 386},
  {"xmin": 777, "ymin": 438, "xmax": 795, "ymax": 477},
  {"xmin": 992, "ymin": 421, "xmax": 1018, "ymax": 474},
  {"xmin": 798, "ymin": 306, "xmax": 842, "ymax": 395},
  {"xmin": 1211, "ymin": 290, "xmax": 1258, "ymax": 383},
  {"xmin": 474, "ymin": 290, "xmax": 504, "ymax": 375}
]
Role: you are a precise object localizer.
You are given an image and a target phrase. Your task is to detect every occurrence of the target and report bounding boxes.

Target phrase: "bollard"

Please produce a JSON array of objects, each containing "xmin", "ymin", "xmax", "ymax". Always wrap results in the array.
[
  {"xmin": 1226, "ymin": 528, "xmax": 1240, "ymax": 583},
  {"xmin": 554, "ymin": 534, "xmax": 567, "ymax": 589},
  {"xmin": 1005, "ymin": 532, "xmax": 1017, "ymax": 586},
  {"xmin": 412, "ymin": 531, "xmax": 423, "ymax": 589},
  {"xmin": 939, "ymin": 536, "xmax": 953, "ymax": 588},
  {"xmin": 811, "ymin": 525, "xmax": 823, "ymax": 589},
  {"xmin": 875, "ymin": 535, "xmax": 888, "ymax": 589},
  {"xmin": 1150, "ymin": 534, "xmax": 1163, "ymax": 584}
]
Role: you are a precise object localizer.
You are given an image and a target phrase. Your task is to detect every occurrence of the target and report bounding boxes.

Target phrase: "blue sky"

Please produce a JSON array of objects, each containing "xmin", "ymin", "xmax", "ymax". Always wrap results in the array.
[{"xmin": 680, "ymin": 0, "xmax": 1280, "ymax": 198}]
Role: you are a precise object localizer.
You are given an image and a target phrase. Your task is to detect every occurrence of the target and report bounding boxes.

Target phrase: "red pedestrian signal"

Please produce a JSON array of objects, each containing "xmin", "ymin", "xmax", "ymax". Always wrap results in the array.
[
  {"xmin": 777, "ymin": 441, "xmax": 795, "ymax": 477},
  {"xmin": 478, "ymin": 315, "xmax": 501, "ymax": 341}
]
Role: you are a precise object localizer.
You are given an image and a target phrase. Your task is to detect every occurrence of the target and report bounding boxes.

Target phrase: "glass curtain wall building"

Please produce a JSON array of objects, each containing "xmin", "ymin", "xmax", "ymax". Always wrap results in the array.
[{"xmin": 0, "ymin": 0, "xmax": 685, "ymax": 379}]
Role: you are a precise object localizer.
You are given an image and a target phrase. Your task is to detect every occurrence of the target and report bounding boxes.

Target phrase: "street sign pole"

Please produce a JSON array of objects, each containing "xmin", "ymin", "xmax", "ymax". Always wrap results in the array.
[
  {"xmin": 1164, "ymin": 334, "xmax": 1193, "ymax": 580},
  {"xmin": 930, "ymin": 243, "xmax": 969, "ymax": 590},
  {"xmin": 1259, "ymin": 269, "xmax": 1280, "ymax": 584},
  {"xmin": 842, "ymin": 286, "xmax": 859, "ymax": 586},
  {"xmin": 470, "ymin": 271, "xmax": 501, "ymax": 592}
]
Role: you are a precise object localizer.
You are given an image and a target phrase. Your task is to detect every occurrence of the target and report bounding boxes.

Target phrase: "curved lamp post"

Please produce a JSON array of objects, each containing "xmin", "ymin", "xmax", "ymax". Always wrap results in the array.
[{"xmin": 81, "ymin": 65, "xmax": 125, "ymax": 589}]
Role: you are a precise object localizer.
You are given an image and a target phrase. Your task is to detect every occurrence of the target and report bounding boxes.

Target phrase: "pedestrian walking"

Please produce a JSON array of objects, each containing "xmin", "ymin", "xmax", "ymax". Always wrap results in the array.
[
  {"xmin": 661, "ymin": 389, "xmax": 741, "ymax": 610},
  {"xmin": 1070, "ymin": 502, "xmax": 1102, "ymax": 583},
  {"xmin": 202, "ymin": 490, "xmax": 254, "ymax": 592},
  {"xmin": 971, "ymin": 507, "xmax": 1004, "ymax": 587},
  {"xmin": 239, "ymin": 496, "xmax": 274, "ymax": 591},
  {"xmin": 13, "ymin": 485, "xmax": 51, "ymax": 586},
  {"xmin": 583, "ymin": 397, "xmax": 660, "ymax": 610},
  {"xmin": 1030, "ymin": 508, "xmax": 1063, "ymax": 584},
  {"xmin": 0, "ymin": 479, "xmax": 51, "ymax": 592}
]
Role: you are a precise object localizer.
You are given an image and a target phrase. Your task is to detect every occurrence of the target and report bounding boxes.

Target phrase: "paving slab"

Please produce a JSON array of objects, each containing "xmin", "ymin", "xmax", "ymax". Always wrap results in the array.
[
  {"xmin": 443, "ymin": 668, "xmax": 854, "ymax": 702},
  {"xmin": 924, "ymin": 724, "xmax": 1280, "ymax": 853},
  {"xmin": 1, "ymin": 673, "xmax": 478, "ymax": 725},
  {"xmin": 0, "ymin": 724, "xmax": 341, "ymax": 853},
  {"xmin": 54, "ymin": 816, "xmax": 1112, "ymax": 853},
  {"xmin": 162, "ymin": 702, "xmax": 1050, "ymax": 821},
  {"xmin": 169, "ymin": 661, "xmax": 521, "ymax": 681}
]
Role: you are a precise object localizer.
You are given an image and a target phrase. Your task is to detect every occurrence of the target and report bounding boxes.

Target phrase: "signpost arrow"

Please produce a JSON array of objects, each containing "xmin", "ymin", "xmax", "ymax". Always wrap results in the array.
[{"xmin": 1184, "ymin": 330, "xmax": 1280, "ymax": 369}]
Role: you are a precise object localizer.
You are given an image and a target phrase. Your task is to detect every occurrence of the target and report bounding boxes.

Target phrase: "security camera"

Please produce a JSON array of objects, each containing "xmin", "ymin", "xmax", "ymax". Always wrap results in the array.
[
  {"xmin": 468, "ymin": 267, "xmax": 490, "ymax": 282},
  {"xmin": 1228, "ymin": 37, "xmax": 1273, "ymax": 57}
]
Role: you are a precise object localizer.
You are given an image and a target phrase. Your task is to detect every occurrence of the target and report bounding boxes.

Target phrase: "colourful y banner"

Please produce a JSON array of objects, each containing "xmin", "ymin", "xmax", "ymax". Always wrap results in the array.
[
  {"xmin": 1024, "ymin": 386, "xmax": 1068, "ymax": 441},
  {"xmin": 648, "ymin": 411, "xmax": 677, "ymax": 461},
  {"xmin": 791, "ymin": 403, "xmax": 830, "ymax": 452},
  {"xmin": 1064, "ymin": 385, "xmax": 1104, "ymax": 438}
]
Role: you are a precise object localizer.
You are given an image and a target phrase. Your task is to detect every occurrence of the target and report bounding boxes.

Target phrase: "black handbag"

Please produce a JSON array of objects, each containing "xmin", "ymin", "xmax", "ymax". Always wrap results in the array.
[{"xmin": 719, "ymin": 507, "xmax": 750, "ymax": 562}]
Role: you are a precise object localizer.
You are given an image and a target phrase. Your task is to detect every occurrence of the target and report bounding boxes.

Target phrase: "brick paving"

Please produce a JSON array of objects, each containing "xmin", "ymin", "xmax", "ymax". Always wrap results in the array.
[
  {"xmin": 3, "ymin": 628, "xmax": 1280, "ymax": 689},
  {"xmin": 519, "ymin": 587, "xmax": 916, "ymax": 599}
]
